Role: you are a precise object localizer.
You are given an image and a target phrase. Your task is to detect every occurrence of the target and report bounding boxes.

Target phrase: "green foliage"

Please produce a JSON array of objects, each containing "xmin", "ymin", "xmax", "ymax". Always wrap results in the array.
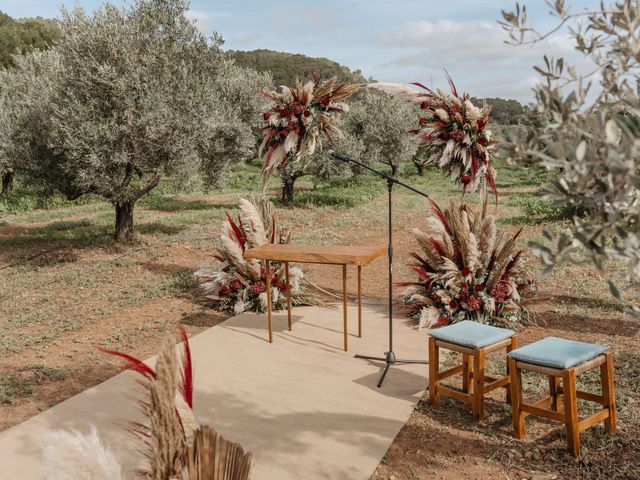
[
  {"xmin": 0, "ymin": 11, "xmax": 60, "ymax": 68},
  {"xmin": 344, "ymin": 90, "xmax": 420, "ymax": 176},
  {"xmin": 5, "ymin": 0, "xmax": 260, "ymax": 241},
  {"xmin": 501, "ymin": 1, "xmax": 640, "ymax": 309},
  {"xmin": 227, "ymin": 49, "xmax": 367, "ymax": 87}
]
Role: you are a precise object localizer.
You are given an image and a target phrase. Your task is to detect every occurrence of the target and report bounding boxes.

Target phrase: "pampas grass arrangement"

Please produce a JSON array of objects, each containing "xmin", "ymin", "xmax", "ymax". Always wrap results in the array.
[
  {"xmin": 258, "ymin": 76, "xmax": 362, "ymax": 182},
  {"xmin": 411, "ymin": 73, "xmax": 498, "ymax": 201},
  {"xmin": 401, "ymin": 200, "xmax": 533, "ymax": 329},
  {"xmin": 195, "ymin": 196, "xmax": 315, "ymax": 314}
]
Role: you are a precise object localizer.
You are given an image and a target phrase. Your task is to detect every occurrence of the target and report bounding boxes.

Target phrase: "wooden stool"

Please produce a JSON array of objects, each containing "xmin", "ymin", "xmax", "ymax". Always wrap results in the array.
[
  {"xmin": 508, "ymin": 337, "xmax": 617, "ymax": 457},
  {"xmin": 428, "ymin": 320, "xmax": 517, "ymax": 422}
]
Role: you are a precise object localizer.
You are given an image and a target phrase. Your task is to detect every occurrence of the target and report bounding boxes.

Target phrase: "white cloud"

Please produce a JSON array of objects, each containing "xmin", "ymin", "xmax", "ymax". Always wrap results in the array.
[
  {"xmin": 373, "ymin": 19, "xmax": 595, "ymax": 101},
  {"xmin": 186, "ymin": 9, "xmax": 216, "ymax": 33}
]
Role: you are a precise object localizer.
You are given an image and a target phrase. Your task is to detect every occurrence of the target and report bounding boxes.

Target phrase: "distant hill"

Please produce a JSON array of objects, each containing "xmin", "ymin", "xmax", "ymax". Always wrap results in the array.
[
  {"xmin": 0, "ymin": 11, "xmax": 60, "ymax": 68},
  {"xmin": 226, "ymin": 49, "xmax": 369, "ymax": 86},
  {"xmin": 472, "ymin": 97, "xmax": 530, "ymax": 125}
]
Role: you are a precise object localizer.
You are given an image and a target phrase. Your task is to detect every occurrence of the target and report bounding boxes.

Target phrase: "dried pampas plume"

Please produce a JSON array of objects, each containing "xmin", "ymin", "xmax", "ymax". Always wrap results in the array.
[{"xmin": 42, "ymin": 425, "xmax": 123, "ymax": 480}]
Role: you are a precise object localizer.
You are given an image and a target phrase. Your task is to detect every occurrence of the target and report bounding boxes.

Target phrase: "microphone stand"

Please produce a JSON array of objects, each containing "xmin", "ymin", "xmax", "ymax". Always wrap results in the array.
[{"xmin": 328, "ymin": 150, "xmax": 428, "ymax": 388}]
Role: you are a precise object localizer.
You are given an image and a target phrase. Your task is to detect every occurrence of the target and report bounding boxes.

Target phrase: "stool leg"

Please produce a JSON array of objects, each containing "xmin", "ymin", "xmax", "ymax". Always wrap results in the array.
[
  {"xmin": 601, "ymin": 352, "xmax": 617, "ymax": 433},
  {"xmin": 506, "ymin": 336, "xmax": 517, "ymax": 404},
  {"xmin": 428, "ymin": 337, "xmax": 440, "ymax": 406},
  {"xmin": 550, "ymin": 375, "xmax": 561, "ymax": 412},
  {"xmin": 472, "ymin": 348, "xmax": 485, "ymax": 422},
  {"xmin": 462, "ymin": 354, "xmax": 472, "ymax": 394},
  {"xmin": 562, "ymin": 368, "xmax": 580, "ymax": 457},
  {"xmin": 509, "ymin": 357, "xmax": 525, "ymax": 439}
]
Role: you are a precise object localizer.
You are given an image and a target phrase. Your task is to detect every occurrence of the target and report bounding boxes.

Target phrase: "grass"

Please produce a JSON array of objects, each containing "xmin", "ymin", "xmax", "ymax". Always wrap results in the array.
[{"xmin": 0, "ymin": 157, "xmax": 638, "ymax": 478}]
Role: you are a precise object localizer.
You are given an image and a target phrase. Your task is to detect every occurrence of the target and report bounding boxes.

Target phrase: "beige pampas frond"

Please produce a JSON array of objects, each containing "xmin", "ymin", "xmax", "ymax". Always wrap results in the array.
[
  {"xmin": 149, "ymin": 336, "xmax": 186, "ymax": 480},
  {"xmin": 478, "ymin": 215, "xmax": 497, "ymax": 266},
  {"xmin": 239, "ymin": 198, "xmax": 267, "ymax": 246},
  {"xmin": 42, "ymin": 425, "xmax": 123, "ymax": 480}
]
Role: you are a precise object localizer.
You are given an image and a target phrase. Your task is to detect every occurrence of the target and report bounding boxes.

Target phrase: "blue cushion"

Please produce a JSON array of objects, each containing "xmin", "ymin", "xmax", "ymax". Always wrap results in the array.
[
  {"xmin": 428, "ymin": 320, "xmax": 514, "ymax": 349},
  {"xmin": 508, "ymin": 337, "xmax": 608, "ymax": 369}
]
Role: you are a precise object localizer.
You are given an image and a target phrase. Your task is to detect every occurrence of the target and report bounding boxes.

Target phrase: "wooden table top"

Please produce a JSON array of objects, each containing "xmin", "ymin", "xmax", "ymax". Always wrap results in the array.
[{"xmin": 244, "ymin": 243, "xmax": 386, "ymax": 266}]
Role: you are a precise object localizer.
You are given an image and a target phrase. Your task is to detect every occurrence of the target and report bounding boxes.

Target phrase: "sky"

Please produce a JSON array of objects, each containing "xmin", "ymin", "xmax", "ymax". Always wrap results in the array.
[{"xmin": 0, "ymin": 0, "xmax": 601, "ymax": 103}]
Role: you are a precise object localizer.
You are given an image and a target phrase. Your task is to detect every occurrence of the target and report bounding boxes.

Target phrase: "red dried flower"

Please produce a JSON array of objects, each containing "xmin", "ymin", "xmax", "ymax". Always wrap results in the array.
[
  {"xmin": 420, "ymin": 101, "xmax": 429, "ymax": 110},
  {"xmin": 291, "ymin": 102, "xmax": 305, "ymax": 116},
  {"xmin": 321, "ymin": 96, "xmax": 330, "ymax": 106},
  {"xmin": 462, "ymin": 267, "xmax": 470, "ymax": 276},
  {"xmin": 490, "ymin": 282, "xmax": 509, "ymax": 304},
  {"xmin": 263, "ymin": 112, "xmax": 271, "ymax": 120},
  {"xmin": 449, "ymin": 299, "xmax": 458, "ymax": 310},
  {"xmin": 231, "ymin": 279, "xmax": 242, "ymax": 290},
  {"xmin": 476, "ymin": 119, "xmax": 486, "ymax": 129},
  {"xmin": 279, "ymin": 130, "xmax": 288, "ymax": 138},
  {"xmin": 419, "ymin": 118, "xmax": 428, "ymax": 126},
  {"xmin": 219, "ymin": 286, "xmax": 233, "ymax": 296},
  {"xmin": 436, "ymin": 316, "xmax": 450, "ymax": 326},
  {"xmin": 250, "ymin": 281, "xmax": 267, "ymax": 295},
  {"xmin": 478, "ymin": 137, "xmax": 489, "ymax": 146},
  {"xmin": 461, "ymin": 175, "xmax": 471, "ymax": 184},
  {"xmin": 466, "ymin": 295, "xmax": 482, "ymax": 312},
  {"xmin": 303, "ymin": 110, "xmax": 311, "ymax": 117},
  {"xmin": 451, "ymin": 131, "xmax": 463, "ymax": 142},
  {"xmin": 475, "ymin": 283, "xmax": 485, "ymax": 292}
]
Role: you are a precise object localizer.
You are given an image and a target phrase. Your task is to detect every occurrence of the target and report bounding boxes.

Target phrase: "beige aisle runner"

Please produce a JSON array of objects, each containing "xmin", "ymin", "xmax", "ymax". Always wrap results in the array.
[{"xmin": 0, "ymin": 304, "xmax": 429, "ymax": 480}]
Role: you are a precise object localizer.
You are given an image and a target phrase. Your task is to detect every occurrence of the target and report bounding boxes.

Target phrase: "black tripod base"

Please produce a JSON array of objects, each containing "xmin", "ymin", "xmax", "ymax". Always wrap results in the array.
[{"xmin": 355, "ymin": 351, "xmax": 429, "ymax": 388}]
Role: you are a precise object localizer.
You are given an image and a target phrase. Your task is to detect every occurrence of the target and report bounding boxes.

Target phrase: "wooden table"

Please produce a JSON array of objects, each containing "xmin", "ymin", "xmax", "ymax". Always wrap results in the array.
[{"xmin": 244, "ymin": 244, "xmax": 386, "ymax": 351}]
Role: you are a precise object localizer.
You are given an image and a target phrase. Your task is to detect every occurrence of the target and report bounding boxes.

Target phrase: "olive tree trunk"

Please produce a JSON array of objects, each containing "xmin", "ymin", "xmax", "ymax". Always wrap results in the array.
[
  {"xmin": 2, "ymin": 169, "xmax": 14, "ymax": 195},
  {"xmin": 414, "ymin": 163, "xmax": 425, "ymax": 176},
  {"xmin": 281, "ymin": 176, "xmax": 296, "ymax": 206},
  {"xmin": 390, "ymin": 163, "xmax": 399, "ymax": 178},
  {"xmin": 114, "ymin": 200, "xmax": 135, "ymax": 242},
  {"xmin": 279, "ymin": 167, "xmax": 305, "ymax": 207}
]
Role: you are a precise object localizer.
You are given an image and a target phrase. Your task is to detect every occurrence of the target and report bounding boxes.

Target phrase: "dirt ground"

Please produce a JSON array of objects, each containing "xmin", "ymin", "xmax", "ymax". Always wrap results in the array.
[{"xmin": 1, "ymin": 178, "xmax": 639, "ymax": 479}]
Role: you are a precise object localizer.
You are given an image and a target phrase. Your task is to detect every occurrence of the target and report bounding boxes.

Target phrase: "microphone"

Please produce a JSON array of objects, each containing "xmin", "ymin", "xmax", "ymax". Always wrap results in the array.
[{"xmin": 327, "ymin": 150, "xmax": 352, "ymax": 162}]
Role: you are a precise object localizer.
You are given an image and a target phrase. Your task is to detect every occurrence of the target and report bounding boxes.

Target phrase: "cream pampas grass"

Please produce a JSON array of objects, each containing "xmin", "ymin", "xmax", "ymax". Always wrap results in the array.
[
  {"xmin": 401, "ymin": 200, "xmax": 533, "ymax": 328},
  {"xmin": 42, "ymin": 425, "xmax": 123, "ymax": 480}
]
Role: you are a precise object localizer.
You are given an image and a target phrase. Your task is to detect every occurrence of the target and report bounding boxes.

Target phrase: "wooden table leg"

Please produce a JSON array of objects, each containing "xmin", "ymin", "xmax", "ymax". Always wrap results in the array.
[
  {"xmin": 343, "ymin": 264, "xmax": 348, "ymax": 352},
  {"xmin": 265, "ymin": 259, "xmax": 273, "ymax": 343},
  {"xmin": 357, "ymin": 265, "xmax": 362, "ymax": 338},
  {"xmin": 285, "ymin": 261, "xmax": 292, "ymax": 331}
]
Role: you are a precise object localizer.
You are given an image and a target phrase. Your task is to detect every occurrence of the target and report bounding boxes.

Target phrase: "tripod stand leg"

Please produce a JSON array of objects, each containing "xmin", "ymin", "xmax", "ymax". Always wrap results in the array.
[{"xmin": 377, "ymin": 362, "xmax": 392, "ymax": 388}]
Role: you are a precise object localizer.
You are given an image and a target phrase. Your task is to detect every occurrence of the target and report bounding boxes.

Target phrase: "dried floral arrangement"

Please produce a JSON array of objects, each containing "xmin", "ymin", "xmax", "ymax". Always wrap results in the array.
[
  {"xmin": 195, "ymin": 197, "xmax": 314, "ymax": 314},
  {"xmin": 258, "ymin": 76, "xmax": 362, "ymax": 180},
  {"xmin": 401, "ymin": 200, "xmax": 533, "ymax": 329},
  {"xmin": 411, "ymin": 73, "xmax": 498, "ymax": 201},
  {"xmin": 42, "ymin": 329, "xmax": 251, "ymax": 480}
]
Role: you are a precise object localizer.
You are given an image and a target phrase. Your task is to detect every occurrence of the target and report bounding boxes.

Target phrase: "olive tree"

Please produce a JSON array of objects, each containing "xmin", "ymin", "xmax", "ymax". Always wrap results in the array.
[
  {"xmin": 500, "ymin": 0, "xmax": 640, "ymax": 307},
  {"xmin": 345, "ymin": 90, "xmax": 420, "ymax": 177},
  {"xmin": 0, "ymin": 49, "xmax": 63, "ymax": 196},
  {"xmin": 20, "ymin": 0, "xmax": 254, "ymax": 241}
]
